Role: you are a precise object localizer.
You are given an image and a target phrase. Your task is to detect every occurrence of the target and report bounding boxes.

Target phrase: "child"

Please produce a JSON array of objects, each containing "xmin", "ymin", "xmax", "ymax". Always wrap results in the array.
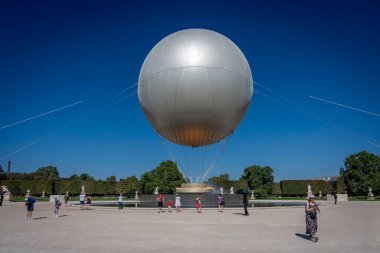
[
  {"xmin": 167, "ymin": 199, "xmax": 172, "ymax": 212},
  {"xmin": 196, "ymin": 195, "xmax": 202, "ymax": 213}
]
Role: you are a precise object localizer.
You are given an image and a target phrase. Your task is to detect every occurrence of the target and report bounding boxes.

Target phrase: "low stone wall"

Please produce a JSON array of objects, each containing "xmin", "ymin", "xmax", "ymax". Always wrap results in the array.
[
  {"xmin": 139, "ymin": 194, "xmax": 243, "ymax": 208},
  {"xmin": 326, "ymin": 194, "xmax": 348, "ymax": 202}
]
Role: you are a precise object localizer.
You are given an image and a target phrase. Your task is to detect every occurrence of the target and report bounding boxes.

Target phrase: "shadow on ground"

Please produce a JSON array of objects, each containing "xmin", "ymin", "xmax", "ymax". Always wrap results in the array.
[
  {"xmin": 295, "ymin": 233, "xmax": 311, "ymax": 241},
  {"xmin": 232, "ymin": 213, "xmax": 250, "ymax": 216}
]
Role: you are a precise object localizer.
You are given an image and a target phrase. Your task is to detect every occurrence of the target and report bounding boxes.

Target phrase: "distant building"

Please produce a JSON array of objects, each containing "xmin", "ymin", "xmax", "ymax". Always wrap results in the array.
[{"xmin": 312, "ymin": 176, "xmax": 338, "ymax": 181}]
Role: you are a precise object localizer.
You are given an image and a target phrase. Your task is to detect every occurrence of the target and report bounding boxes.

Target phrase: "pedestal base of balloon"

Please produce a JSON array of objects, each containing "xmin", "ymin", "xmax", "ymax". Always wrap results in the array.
[{"xmin": 176, "ymin": 183, "xmax": 212, "ymax": 193}]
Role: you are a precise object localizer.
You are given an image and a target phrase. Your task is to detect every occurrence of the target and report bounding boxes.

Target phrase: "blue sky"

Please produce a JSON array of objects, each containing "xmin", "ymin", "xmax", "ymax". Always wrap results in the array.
[{"xmin": 1, "ymin": 0, "xmax": 379, "ymax": 181}]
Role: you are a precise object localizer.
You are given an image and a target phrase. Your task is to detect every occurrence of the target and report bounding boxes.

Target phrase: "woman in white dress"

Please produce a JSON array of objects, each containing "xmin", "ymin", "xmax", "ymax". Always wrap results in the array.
[{"xmin": 175, "ymin": 194, "xmax": 181, "ymax": 212}]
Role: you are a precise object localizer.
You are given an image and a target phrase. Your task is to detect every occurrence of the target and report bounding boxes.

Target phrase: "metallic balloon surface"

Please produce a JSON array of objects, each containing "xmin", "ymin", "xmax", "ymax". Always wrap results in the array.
[{"xmin": 138, "ymin": 29, "xmax": 253, "ymax": 147}]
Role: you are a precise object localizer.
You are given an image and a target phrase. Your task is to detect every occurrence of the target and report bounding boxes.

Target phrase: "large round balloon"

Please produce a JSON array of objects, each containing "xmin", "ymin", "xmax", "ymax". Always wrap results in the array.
[{"xmin": 138, "ymin": 29, "xmax": 253, "ymax": 147}]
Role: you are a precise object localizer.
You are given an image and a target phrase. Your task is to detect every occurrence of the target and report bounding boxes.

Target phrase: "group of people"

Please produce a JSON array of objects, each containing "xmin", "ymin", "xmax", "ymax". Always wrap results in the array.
[
  {"xmin": 155, "ymin": 193, "xmax": 226, "ymax": 214},
  {"xmin": 79, "ymin": 193, "xmax": 92, "ymax": 210},
  {"xmin": 21, "ymin": 190, "xmax": 322, "ymax": 243},
  {"xmin": 156, "ymin": 193, "xmax": 183, "ymax": 213}
]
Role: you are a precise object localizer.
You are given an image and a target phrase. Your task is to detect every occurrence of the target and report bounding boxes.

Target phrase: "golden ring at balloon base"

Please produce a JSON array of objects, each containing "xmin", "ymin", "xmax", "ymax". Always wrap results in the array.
[
  {"xmin": 159, "ymin": 124, "xmax": 231, "ymax": 147},
  {"xmin": 176, "ymin": 183, "xmax": 213, "ymax": 193}
]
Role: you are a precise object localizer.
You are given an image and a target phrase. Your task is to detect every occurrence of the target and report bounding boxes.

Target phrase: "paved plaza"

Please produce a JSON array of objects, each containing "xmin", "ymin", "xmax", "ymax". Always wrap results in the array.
[{"xmin": 0, "ymin": 201, "xmax": 379, "ymax": 253}]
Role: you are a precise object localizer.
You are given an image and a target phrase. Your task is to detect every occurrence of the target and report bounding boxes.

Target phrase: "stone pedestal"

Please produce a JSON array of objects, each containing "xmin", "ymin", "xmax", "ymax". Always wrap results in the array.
[
  {"xmin": 49, "ymin": 195, "xmax": 65, "ymax": 202},
  {"xmin": 1, "ymin": 186, "xmax": 11, "ymax": 203},
  {"xmin": 3, "ymin": 192, "xmax": 11, "ymax": 203}
]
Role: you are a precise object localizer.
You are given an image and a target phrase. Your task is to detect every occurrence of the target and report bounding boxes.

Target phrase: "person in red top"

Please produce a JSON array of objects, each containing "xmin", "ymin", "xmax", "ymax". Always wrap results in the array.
[
  {"xmin": 157, "ymin": 193, "xmax": 164, "ymax": 213},
  {"xmin": 196, "ymin": 195, "xmax": 202, "ymax": 213},
  {"xmin": 167, "ymin": 199, "xmax": 172, "ymax": 212}
]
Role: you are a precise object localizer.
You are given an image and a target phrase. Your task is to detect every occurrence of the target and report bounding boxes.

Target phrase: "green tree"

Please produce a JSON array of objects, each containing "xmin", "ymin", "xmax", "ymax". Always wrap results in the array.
[
  {"xmin": 68, "ymin": 174, "xmax": 78, "ymax": 180},
  {"xmin": 241, "ymin": 165, "xmax": 274, "ymax": 198},
  {"xmin": 341, "ymin": 151, "xmax": 380, "ymax": 196},
  {"xmin": 208, "ymin": 174, "xmax": 232, "ymax": 189},
  {"xmin": 79, "ymin": 173, "xmax": 94, "ymax": 181},
  {"xmin": 0, "ymin": 165, "xmax": 6, "ymax": 180},
  {"xmin": 119, "ymin": 176, "xmax": 140, "ymax": 198},
  {"xmin": 106, "ymin": 176, "xmax": 117, "ymax": 182},
  {"xmin": 140, "ymin": 160, "xmax": 186, "ymax": 194},
  {"xmin": 105, "ymin": 176, "xmax": 117, "ymax": 195},
  {"xmin": 35, "ymin": 166, "xmax": 60, "ymax": 181}
]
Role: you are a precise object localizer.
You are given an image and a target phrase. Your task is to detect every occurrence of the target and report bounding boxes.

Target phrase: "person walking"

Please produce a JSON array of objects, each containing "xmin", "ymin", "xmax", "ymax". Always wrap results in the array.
[
  {"xmin": 333, "ymin": 190, "xmax": 338, "ymax": 205},
  {"xmin": 79, "ymin": 193, "xmax": 85, "ymax": 210},
  {"xmin": 175, "ymin": 194, "xmax": 181, "ymax": 212},
  {"xmin": 53, "ymin": 196, "xmax": 61, "ymax": 217},
  {"xmin": 86, "ymin": 195, "xmax": 92, "ymax": 210},
  {"xmin": 0, "ymin": 187, "xmax": 7, "ymax": 206},
  {"xmin": 305, "ymin": 195, "xmax": 321, "ymax": 242},
  {"xmin": 195, "ymin": 195, "xmax": 202, "ymax": 213},
  {"xmin": 217, "ymin": 193, "xmax": 224, "ymax": 213},
  {"xmin": 157, "ymin": 193, "xmax": 164, "ymax": 213},
  {"xmin": 243, "ymin": 192, "xmax": 249, "ymax": 216},
  {"xmin": 25, "ymin": 193, "xmax": 36, "ymax": 220},
  {"xmin": 118, "ymin": 194, "xmax": 123, "ymax": 210},
  {"xmin": 64, "ymin": 192, "xmax": 70, "ymax": 207}
]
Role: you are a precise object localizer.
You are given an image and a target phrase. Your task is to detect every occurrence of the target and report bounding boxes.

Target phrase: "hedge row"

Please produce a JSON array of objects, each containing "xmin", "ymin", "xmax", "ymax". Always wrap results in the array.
[
  {"xmin": 280, "ymin": 180, "xmax": 333, "ymax": 196},
  {"xmin": 1, "ymin": 179, "xmax": 336, "ymax": 197},
  {"xmin": 1, "ymin": 179, "xmax": 123, "ymax": 196},
  {"xmin": 0, "ymin": 180, "xmax": 52, "ymax": 195}
]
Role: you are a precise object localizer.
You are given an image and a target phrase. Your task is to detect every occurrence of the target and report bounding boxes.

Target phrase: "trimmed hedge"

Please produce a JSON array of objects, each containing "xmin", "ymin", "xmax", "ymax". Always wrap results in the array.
[
  {"xmin": 272, "ymin": 182, "xmax": 282, "ymax": 195},
  {"xmin": 280, "ymin": 180, "xmax": 333, "ymax": 196},
  {"xmin": 0, "ymin": 180, "xmax": 52, "ymax": 195},
  {"xmin": 1, "ymin": 179, "xmax": 126, "ymax": 196}
]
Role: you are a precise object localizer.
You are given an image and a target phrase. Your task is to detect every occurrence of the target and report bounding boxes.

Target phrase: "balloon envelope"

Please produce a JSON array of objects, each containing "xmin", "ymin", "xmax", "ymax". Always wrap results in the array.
[{"xmin": 138, "ymin": 29, "xmax": 253, "ymax": 147}]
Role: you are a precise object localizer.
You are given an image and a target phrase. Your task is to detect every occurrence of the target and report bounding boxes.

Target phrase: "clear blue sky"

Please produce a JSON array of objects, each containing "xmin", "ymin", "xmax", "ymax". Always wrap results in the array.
[{"xmin": 1, "ymin": 0, "xmax": 379, "ymax": 181}]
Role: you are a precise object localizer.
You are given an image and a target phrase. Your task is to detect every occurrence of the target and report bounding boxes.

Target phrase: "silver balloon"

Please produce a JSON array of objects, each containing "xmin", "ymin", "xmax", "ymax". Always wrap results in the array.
[{"xmin": 138, "ymin": 29, "xmax": 253, "ymax": 147}]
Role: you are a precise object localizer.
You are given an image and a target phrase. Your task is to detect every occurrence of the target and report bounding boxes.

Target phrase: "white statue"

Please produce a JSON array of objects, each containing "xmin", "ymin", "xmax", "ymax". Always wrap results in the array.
[
  {"xmin": 1, "ymin": 185, "xmax": 11, "ymax": 203},
  {"xmin": 1, "ymin": 185, "xmax": 9, "ymax": 193},
  {"xmin": 25, "ymin": 189, "xmax": 30, "ymax": 199},
  {"xmin": 81, "ymin": 185, "xmax": 85, "ymax": 194},
  {"xmin": 307, "ymin": 184, "xmax": 312, "ymax": 193},
  {"xmin": 318, "ymin": 191, "xmax": 322, "ymax": 198},
  {"xmin": 135, "ymin": 191, "xmax": 139, "ymax": 200},
  {"xmin": 42, "ymin": 191, "xmax": 45, "ymax": 198},
  {"xmin": 230, "ymin": 186, "xmax": 234, "ymax": 194},
  {"xmin": 368, "ymin": 187, "xmax": 374, "ymax": 200},
  {"xmin": 220, "ymin": 187, "xmax": 223, "ymax": 194},
  {"xmin": 154, "ymin": 187, "xmax": 158, "ymax": 194},
  {"xmin": 251, "ymin": 190, "xmax": 255, "ymax": 200}
]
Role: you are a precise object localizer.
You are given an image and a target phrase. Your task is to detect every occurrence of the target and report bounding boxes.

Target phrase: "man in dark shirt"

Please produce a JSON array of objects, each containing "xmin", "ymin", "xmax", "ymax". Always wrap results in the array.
[
  {"xmin": 26, "ymin": 194, "xmax": 36, "ymax": 220},
  {"xmin": 243, "ymin": 193, "xmax": 249, "ymax": 216}
]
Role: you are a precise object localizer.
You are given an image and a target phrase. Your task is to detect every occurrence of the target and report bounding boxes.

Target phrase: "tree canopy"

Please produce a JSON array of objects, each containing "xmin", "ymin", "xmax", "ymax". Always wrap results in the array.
[
  {"xmin": 241, "ymin": 165, "xmax": 274, "ymax": 198},
  {"xmin": 35, "ymin": 166, "xmax": 59, "ymax": 181},
  {"xmin": 119, "ymin": 176, "xmax": 140, "ymax": 197},
  {"xmin": 209, "ymin": 174, "xmax": 232, "ymax": 189},
  {"xmin": 140, "ymin": 160, "xmax": 186, "ymax": 194},
  {"xmin": 341, "ymin": 151, "xmax": 380, "ymax": 196}
]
